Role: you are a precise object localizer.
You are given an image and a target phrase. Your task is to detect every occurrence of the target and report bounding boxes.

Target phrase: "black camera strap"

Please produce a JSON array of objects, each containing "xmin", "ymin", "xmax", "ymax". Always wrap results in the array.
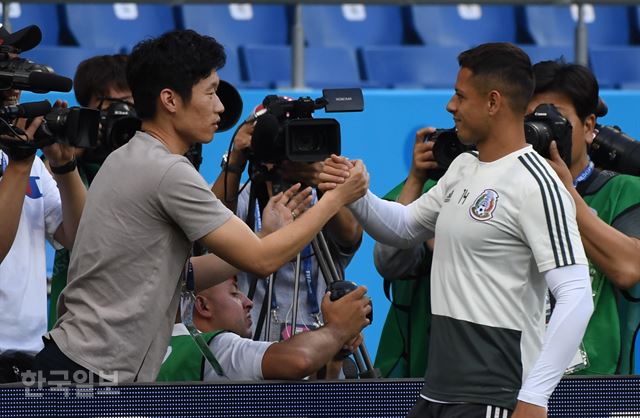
[
  {"xmin": 577, "ymin": 168, "xmax": 619, "ymax": 198},
  {"xmin": 246, "ymin": 179, "xmax": 270, "ymax": 301},
  {"xmin": 179, "ymin": 259, "xmax": 224, "ymax": 376}
]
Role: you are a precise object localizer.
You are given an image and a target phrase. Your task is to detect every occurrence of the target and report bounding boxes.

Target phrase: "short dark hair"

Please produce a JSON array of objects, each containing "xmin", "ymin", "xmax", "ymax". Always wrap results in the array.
[
  {"xmin": 458, "ymin": 43, "xmax": 534, "ymax": 114},
  {"xmin": 74, "ymin": 54, "xmax": 129, "ymax": 107},
  {"xmin": 532, "ymin": 60, "xmax": 599, "ymax": 122},
  {"xmin": 126, "ymin": 29, "xmax": 226, "ymax": 120}
]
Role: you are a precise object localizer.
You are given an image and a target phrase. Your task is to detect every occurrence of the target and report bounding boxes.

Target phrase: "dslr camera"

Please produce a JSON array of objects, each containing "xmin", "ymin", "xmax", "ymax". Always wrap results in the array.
[
  {"xmin": 78, "ymin": 98, "xmax": 141, "ymax": 164},
  {"xmin": 425, "ymin": 103, "xmax": 573, "ymax": 179},
  {"xmin": 250, "ymin": 88, "xmax": 364, "ymax": 163}
]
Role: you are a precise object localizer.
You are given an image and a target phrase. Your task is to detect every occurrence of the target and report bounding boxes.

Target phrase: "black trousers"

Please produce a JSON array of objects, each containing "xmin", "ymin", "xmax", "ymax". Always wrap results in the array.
[
  {"xmin": 32, "ymin": 338, "xmax": 104, "ymax": 384},
  {"xmin": 0, "ymin": 352, "xmax": 35, "ymax": 383},
  {"xmin": 407, "ymin": 397, "xmax": 512, "ymax": 418}
]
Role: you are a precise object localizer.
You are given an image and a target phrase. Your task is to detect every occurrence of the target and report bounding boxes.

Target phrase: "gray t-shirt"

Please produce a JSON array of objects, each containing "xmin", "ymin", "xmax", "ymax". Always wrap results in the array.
[{"xmin": 48, "ymin": 131, "xmax": 233, "ymax": 382}]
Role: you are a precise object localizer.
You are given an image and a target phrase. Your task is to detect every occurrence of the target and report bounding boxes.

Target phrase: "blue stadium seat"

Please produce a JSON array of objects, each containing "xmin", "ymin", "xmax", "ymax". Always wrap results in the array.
[
  {"xmin": 178, "ymin": 4, "xmax": 289, "ymax": 49},
  {"xmin": 522, "ymin": 5, "xmax": 631, "ymax": 46},
  {"xmin": 590, "ymin": 46, "xmax": 640, "ymax": 89},
  {"xmin": 218, "ymin": 46, "xmax": 242, "ymax": 87},
  {"xmin": 61, "ymin": 4, "xmax": 175, "ymax": 51},
  {"xmin": 519, "ymin": 45, "xmax": 575, "ymax": 64},
  {"xmin": 302, "ymin": 5, "xmax": 403, "ymax": 47},
  {"xmin": 241, "ymin": 45, "xmax": 361, "ymax": 89},
  {"xmin": 409, "ymin": 5, "xmax": 517, "ymax": 46},
  {"xmin": 0, "ymin": 3, "xmax": 59, "ymax": 45},
  {"xmin": 22, "ymin": 45, "xmax": 118, "ymax": 79},
  {"xmin": 360, "ymin": 45, "xmax": 464, "ymax": 89}
]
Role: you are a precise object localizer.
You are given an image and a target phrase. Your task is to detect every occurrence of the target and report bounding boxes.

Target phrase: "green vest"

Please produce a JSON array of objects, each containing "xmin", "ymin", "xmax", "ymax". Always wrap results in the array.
[
  {"xmin": 374, "ymin": 179, "xmax": 437, "ymax": 378},
  {"xmin": 156, "ymin": 329, "xmax": 226, "ymax": 381},
  {"xmin": 575, "ymin": 172, "xmax": 640, "ymax": 375}
]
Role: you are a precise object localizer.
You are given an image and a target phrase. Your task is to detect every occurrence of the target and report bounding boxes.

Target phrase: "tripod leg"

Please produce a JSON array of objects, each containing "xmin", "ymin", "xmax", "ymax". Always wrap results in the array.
[
  {"xmin": 264, "ymin": 273, "xmax": 274, "ymax": 340},
  {"xmin": 312, "ymin": 231, "xmax": 381, "ymax": 378},
  {"xmin": 311, "ymin": 236, "xmax": 335, "ymax": 287},
  {"xmin": 357, "ymin": 342, "xmax": 381, "ymax": 378},
  {"xmin": 291, "ymin": 253, "xmax": 302, "ymax": 337},
  {"xmin": 317, "ymin": 232, "xmax": 342, "ymax": 281}
]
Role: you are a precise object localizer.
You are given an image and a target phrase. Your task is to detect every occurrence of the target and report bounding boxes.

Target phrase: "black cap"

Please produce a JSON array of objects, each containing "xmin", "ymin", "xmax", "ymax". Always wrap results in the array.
[
  {"xmin": 0, "ymin": 24, "xmax": 41, "ymax": 53},
  {"xmin": 596, "ymin": 97, "xmax": 608, "ymax": 118}
]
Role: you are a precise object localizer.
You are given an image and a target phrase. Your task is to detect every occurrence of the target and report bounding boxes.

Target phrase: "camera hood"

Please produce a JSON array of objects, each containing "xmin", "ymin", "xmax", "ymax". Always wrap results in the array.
[{"xmin": 216, "ymin": 79, "xmax": 242, "ymax": 132}]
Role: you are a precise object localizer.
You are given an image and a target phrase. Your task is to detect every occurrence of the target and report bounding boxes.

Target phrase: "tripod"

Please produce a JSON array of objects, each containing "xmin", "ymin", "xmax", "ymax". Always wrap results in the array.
[{"xmin": 246, "ymin": 164, "xmax": 380, "ymax": 378}]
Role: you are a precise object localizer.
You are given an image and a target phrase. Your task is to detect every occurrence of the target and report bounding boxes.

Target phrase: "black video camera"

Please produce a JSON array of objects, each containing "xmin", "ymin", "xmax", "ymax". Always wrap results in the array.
[
  {"xmin": 0, "ymin": 101, "xmax": 99, "ymax": 160},
  {"xmin": 424, "ymin": 103, "xmax": 573, "ymax": 179},
  {"xmin": 34, "ymin": 106, "xmax": 100, "ymax": 149},
  {"xmin": 0, "ymin": 47, "xmax": 72, "ymax": 94},
  {"xmin": 329, "ymin": 280, "xmax": 373, "ymax": 324},
  {"xmin": 250, "ymin": 88, "xmax": 364, "ymax": 163},
  {"xmin": 591, "ymin": 125, "xmax": 640, "ymax": 177}
]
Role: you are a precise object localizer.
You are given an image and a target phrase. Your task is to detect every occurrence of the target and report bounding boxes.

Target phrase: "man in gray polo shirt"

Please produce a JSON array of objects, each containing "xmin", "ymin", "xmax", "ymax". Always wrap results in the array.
[{"xmin": 33, "ymin": 29, "xmax": 370, "ymax": 383}]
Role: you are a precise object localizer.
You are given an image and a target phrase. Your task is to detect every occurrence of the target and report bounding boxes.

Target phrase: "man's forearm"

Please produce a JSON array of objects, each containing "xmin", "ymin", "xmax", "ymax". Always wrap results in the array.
[
  {"xmin": 397, "ymin": 174, "xmax": 427, "ymax": 205},
  {"xmin": 348, "ymin": 190, "xmax": 432, "ymax": 249},
  {"xmin": 325, "ymin": 207, "xmax": 362, "ymax": 249},
  {"xmin": 191, "ymin": 254, "xmax": 240, "ymax": 293},
  {"xmin": 54, "ymin": 169, "xmax": 86, "ymax": 249},
  {"xmin": 211, "ymin": 150, "xmax": 247, "ymax": 212},
  {"xmin": 262, "ymin": 324, "xmax": 347, "ymax": 379},
  {"xmin": 570, "ymin": 187, "xmax": 640, "ymax": 289},
  {"xmin": 0, "ymin": 162, "xmax": 31, "ymax": 261},
  {"xmin": 202, "ymin": 194, "xmax": 344, "ymax": 277},
  {"xmin": 211, "ymin": 173, "xmax": 241, "ymax": 212},
  {"xmin": 518, "ymin": 265, "xmax": 593, "ymax": 407}
]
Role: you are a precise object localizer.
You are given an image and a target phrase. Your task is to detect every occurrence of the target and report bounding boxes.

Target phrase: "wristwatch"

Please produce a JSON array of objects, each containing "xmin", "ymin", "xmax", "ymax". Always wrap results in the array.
[{"xmin": 220, "ymin": 152, "xmax": 245, "ymax": 175}]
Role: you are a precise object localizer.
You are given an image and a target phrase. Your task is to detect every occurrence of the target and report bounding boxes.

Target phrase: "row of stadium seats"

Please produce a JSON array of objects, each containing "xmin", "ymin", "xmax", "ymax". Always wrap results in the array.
[
  {"xmin": 5, "ymin": 3, "xmax": 640, "ymax": 89},
  {"xmin": 8, "ymin": 3, "xmax": 640, "ymax": 50},
  {"xmin": 22, "ymin": 43, "xmax": 640, "ymax": 90}
]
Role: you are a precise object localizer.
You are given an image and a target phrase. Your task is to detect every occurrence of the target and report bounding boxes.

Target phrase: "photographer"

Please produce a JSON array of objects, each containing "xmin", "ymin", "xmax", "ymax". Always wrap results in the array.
[
  {"xmin": 157, "ymin": 275, "xmax": 369, "ymax": 381},
  {"xmin": 372, "ymin": 127, "xmax": 437, "ymax": 378},
  {"xmin": 48, "ymin": 53, "xmax": 133, "ymax": 328},
  {"xmin": 321, "ymin": 43, "xmax": 592, "ymax": 418},
  {"xmin": 33, "ymin": 29, "xmax": 367, "ymax": 384},
  {"xmin": 211, "ymin": 107, "xmax": 363, "ymax": 343},
  {"xmin": 0, "ymin": 25, "xmax": 86, "ymax": 383},
  {"xmin": 529, "ymin": 60, "xmax": 640, "ymax": 374}
]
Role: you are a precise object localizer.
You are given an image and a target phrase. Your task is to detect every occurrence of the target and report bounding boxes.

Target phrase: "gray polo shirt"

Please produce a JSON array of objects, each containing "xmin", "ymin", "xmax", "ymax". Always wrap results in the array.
[{"xmin": 48, "ymin": 131, "xmax": 232, "ymax": 382}]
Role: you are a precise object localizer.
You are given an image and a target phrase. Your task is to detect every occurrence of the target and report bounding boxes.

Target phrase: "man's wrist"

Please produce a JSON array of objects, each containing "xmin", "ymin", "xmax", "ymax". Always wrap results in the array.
[
  {"xmin": 50, "ymin": 158, "xmax": 77, "ymax": 175},
  {"xmin": 221, "ymin": 152, "xmax": 246, "ymax": 175},
  {"xmin": 407, "ymin": 171, "xmax": 428, "ymax": 186},
  {"xmin": 6, "ymin": 157, "xmax": 34, "ymax": 172}
]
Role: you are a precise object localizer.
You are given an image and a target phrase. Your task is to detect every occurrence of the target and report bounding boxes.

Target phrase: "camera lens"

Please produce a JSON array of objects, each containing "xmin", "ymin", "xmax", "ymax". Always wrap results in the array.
[
  {"xmin": 524, "ymin": 121, "xmax": 552, "ymax": 156},
  {"xmin": 426, "ymin": 129, "xmax": 475, "ymax": 180}
]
